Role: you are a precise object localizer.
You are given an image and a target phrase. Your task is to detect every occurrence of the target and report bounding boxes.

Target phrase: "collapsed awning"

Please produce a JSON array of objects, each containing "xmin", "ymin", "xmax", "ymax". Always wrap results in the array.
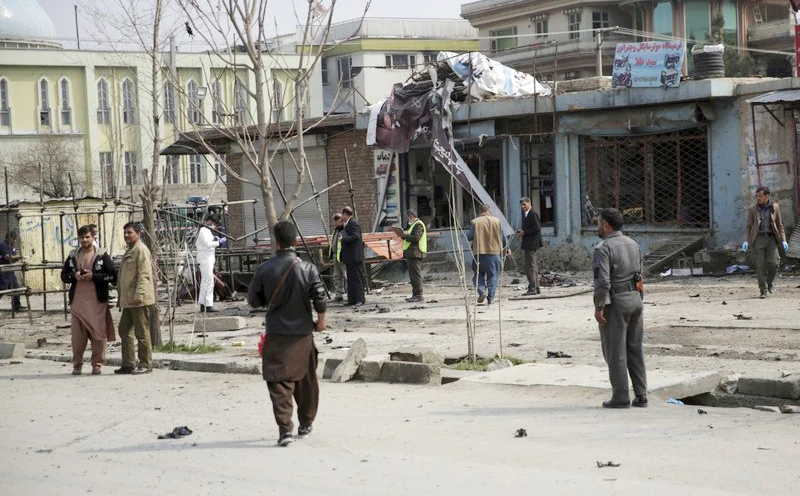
[{"xmin": 559, "ymin": 103, "xmax": 714, "ymax": 136}]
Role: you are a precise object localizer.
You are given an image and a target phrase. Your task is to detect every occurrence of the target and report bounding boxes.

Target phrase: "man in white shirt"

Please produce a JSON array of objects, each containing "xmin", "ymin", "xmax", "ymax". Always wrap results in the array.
[{"xmin": 195, "ymin": 214, "xmax": 226, "ymax": 313}]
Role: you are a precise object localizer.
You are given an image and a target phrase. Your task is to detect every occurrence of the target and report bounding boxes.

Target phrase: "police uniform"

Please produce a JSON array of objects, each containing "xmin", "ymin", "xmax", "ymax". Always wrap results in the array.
[
  {"xmin": 593, "ymin": 230, "xmax": 647, "ymax": 405},
  {"xmin": 402, "ymin": 218, "xmax": 427, "ymax": 299}
]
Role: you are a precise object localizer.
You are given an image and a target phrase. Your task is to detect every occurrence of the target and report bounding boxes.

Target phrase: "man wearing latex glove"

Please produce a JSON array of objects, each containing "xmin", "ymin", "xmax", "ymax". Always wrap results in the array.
[
  {"xmin": 743, "ymin": 186, "xmax": 787, "ymax": 298},
  {"xmin": 216, "ymin": 236, "xmax": 228, "ymax": 248},
  {"xmin": 196, "ymin": 214, "xmax": 222, "ymax": 312}
]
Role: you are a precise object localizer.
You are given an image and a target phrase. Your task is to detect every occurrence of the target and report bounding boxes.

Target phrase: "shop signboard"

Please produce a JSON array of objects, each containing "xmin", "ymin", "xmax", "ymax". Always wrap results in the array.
[{"xmin": 611, "ymin": 41, "xmax": 685, "ymax": 89}]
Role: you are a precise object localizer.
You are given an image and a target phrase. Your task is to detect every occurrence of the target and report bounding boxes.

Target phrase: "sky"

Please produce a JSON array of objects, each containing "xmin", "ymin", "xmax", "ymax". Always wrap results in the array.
[{"xmin": 36, "ymin": 0, "xmax": 471, "ymax": 50}]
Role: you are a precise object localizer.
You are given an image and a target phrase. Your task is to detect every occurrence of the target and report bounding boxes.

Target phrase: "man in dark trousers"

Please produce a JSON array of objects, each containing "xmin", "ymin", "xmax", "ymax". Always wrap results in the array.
[
  {"xmin": 339, "ymin": 206, "xmax": 366, "ymax": 307},
  {"xmin": 248, "ymin": 221, "xmax": 327, "ymax": 447},
  {"xmin": 516, "ymin": 197, "xmax": 542, "ymax": 295},
  {"xmin": 593, "ymin": 208, "xmax": 647, "ymax": 409},
  {"xmin": 398, "ymin": 209, "xmax": 427, "ymax": 302}
]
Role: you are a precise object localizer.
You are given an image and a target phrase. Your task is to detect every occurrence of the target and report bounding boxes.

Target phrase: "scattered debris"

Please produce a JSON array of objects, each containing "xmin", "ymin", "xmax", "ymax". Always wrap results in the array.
[
  {"xmin": 36, "ymin": 337, "xmax": 47, "ymax": 347},
  {"xmin": 596, "ymin": 461, "xmax": 620, "ymax": 468},
  {"xmin": 779, "ymin": 405, "xmax": 800, "ymax": 414},
  {"xmin": 343, "ymin": 328, "xmax": 353, "ymax": 333},
  {"xmin": 428, "ymin": 299, "xmax": 439, "ymax": 303},
  {"xmin": 546, "ymin": 351, "xmax": 571, "ymax": 358},
  {"xmin": 508, "ymin": 343, "xmax": 522, "ymax": 348},
  {"xmin": 666, "ymin": 398, "xmax": 685, "ymax": 405},
  {"xmin": 378, "ymin": 307, "xmax": 390, "ymax": 314},
  {"xmin": 387, "ymin": 328, "xmax": 396, "ymax": 333},
  {"xmin": 510, "ymin": 278, "xmax": 520, "ymax": 284},
  {"xmin": 733, "ymin": 314, "xmax": 752, "ymax": 320},
  {"xmin": 722, "ymin": 301, "xmax": 727, "ymax": 305},
  {"xmin": 514, "ymin": 428, "xmax": 527, "ymax": 438},
  {"xmin": 158, "ymin": 426, "xmax": 193, "ymax": 439},
  {"xmin": 689, "ymin": 294, "xmax": 700, "ymax": 298},
  {"xmin": 323, "ymin": 336, "xmax": 333, "ymax": 345},
  {"xmin": 697, "ymin": 409, "xmax": 708, "ymax": 415}
]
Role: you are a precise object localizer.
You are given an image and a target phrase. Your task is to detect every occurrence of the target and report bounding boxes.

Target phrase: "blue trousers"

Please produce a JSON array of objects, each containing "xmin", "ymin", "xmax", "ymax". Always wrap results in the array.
[{"xmin": 472, "ymin": 254, "xmax": 501, "ymax": 303}]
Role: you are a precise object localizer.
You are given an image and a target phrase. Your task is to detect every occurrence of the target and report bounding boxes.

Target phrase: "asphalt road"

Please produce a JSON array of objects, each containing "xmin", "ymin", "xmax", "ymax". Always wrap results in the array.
[{"xmin": 2, "ymin": 359, "xmax": 798, "ymax": 495}]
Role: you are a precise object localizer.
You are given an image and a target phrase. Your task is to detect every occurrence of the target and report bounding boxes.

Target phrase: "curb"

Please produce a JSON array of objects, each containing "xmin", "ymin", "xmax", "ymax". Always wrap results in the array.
[{"xmin": 25, "ymin": 351, "xmax": 261, "ymax": 375}]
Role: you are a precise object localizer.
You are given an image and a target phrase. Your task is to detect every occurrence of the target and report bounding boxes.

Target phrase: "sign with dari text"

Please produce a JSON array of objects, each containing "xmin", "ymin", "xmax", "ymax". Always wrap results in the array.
[{"xmin": 611, "ymin": 41, "xmax": 685, "ymax": 89}]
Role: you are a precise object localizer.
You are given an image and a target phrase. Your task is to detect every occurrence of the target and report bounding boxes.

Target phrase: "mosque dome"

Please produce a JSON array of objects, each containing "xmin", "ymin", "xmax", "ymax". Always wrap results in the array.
[{"xmin": 0, "ymin": 0, "xmax": 61, "ymax": 48}]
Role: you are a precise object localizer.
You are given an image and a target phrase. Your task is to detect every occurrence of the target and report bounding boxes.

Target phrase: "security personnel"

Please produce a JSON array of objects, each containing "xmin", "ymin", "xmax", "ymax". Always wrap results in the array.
[
  {"xmin": 399, "ymin": 209, "xmax": 427, "ymax": 302},
  {"xmin": 328, "ymin": 213, "xmax": 346, "ymax": 302},
  {"xmin": 593, "ymin": 208, "xmax": 647, "ymax": 409}
]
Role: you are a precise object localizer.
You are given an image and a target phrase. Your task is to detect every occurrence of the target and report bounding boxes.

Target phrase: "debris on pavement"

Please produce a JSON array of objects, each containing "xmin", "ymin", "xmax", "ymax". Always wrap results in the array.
[
  {"xmin": 158, "ymin": 426, "xmax": 193, "ymax": 439},
  {"xmin": 779, "ymin": 405, "xmax": 800, "ymax": 414},
  {"xmin": 514, "ymin": 428, "xmax": 527, "ymax": 438},
  {"xmin": 666, "ymin": 398, "xmax": 685, "ymax": 405},
  {"xmin": 733, "ymin": 314, "xmax": 752, "ymax": 320},
  {"xmin": 546, "ymin": 351, "xmax": 572, "ymax": 358},
  {"xmin": 689, "ymin": 293, "xmax": 700, "ymax": 298},
  {"xmin": 596, "ymin": 461, "xmax": 620, "ymax": 468},
  {"xmin": 697, "ymin": 409, "xmax": 708, "ymax": 415}
]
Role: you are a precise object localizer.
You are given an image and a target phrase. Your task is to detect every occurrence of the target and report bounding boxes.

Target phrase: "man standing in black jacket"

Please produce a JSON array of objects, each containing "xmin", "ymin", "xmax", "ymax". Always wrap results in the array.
[
  {"xmin": 517, "ymin": 197, "xmax": 542, "ymax": 296},
  {"xmin": 339, "ymin": 206, "xmax": 366, "ymax": 306},
  {"xmin": 248, "ymin": 221, "xmax": 327, "ymax": 447}
]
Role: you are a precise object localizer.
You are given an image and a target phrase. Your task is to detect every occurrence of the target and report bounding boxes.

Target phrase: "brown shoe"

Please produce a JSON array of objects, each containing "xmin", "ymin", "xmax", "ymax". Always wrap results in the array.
[
  {"xmin": 91, "ymin": 367, "xmax": 101, "ymax": 375},
  {"xmin": 71, "ymin": 366, "xmax": 82, "ymax": 376}
]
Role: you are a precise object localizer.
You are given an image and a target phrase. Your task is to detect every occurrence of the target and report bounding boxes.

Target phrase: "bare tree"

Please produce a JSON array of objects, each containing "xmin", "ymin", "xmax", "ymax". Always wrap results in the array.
[
  {"xmin": 178, "ymin": 0, "xmax": 369, "ymax": 249},
  {"xmin": 10, "ymin": 135, "xmax": 86, "ymax": 199}
]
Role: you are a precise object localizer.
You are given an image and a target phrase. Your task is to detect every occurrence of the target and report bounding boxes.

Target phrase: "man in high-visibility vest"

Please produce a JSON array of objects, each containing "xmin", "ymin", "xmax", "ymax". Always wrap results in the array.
[
  {"xmin": 328, "ymin": 213, "xmax": 347, "ymax": 302},
  {"xmin": 399, "ymin": 209, "xmax": 427, "ymax": 302}
]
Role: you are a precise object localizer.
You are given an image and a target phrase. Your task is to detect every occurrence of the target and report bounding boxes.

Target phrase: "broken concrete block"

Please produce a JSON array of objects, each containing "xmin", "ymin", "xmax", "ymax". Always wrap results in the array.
[
  {"xmin": 355, "ymin": 360, "xmax": 382, "ymax": 382},
  {"xmin": 331, "ymin": 338, "xmax": 367, "ymax": 383},
  {"xmin": 754, "ymin": 405, "xmax": 781, "ymax": 413},
  {"xmin": 486, "ymin": 358, "xmax": 513, "ymax": 371},
  {"xmin": 0, "ymin": 342, "xmax": 24, "ymax": 359},
  {"xmin": 379, "ymin": 361, "xmax": 440, "ymax": 385},
  {"xmin": 192, "ymin": 316, "xmax": 247, "ymax": 333},
  {"xmin": 321, "ymin": 358, "xmax": 342, "ymax": 379},
  {"xmin": 780, "ymin": 405, "xmax": 800, "ymax": 414},
  {"xmin": 389, "ymin": 347, "xmax": 444, "ymax": 366},
  {"xmin": 719, "ymin": 374, "xmax": 741, "ymax": 394},
  {"xmin": 737, "ymin": 376, "xmax": 800, "ymax": 400}
]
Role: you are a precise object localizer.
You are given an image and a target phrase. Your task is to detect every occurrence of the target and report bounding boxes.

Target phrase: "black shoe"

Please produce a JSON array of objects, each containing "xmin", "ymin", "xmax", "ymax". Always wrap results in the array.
[
  {"xmin": 277, "ymin": 432, "xmax": 294, "ymax": 447},
  {"xmin": 477, "ymin": 294, "xmax": 486, "ymax": 304},
  {"xmin": 71, "ymin": 366, "xmax": 82, "ymax": 376},
  {"xmin": 352, "ymin": 302, "xmax": 363, "ymax": 308},
  {"xmin": 405, "ymin": 296, "xmax": 423, "ymax": 302},
  {"xmin": 114, "ymin": 366, "xmax": 134, "ymax": 375},
  {"xmin": 602, "ymin": 399, "xmax": 631, "ymax": 409},
  {"xmin": 631, "ymin": 395, "xmax": 648, "ymax": 408},
  {"xmin": 523, "ymin": 289, "xmax": 538, "ymax": 296},
  {"xmin": 297, "ymin": 425, "xmax": 313, "ymax": 438},
  {"xmin": 768, "ymin": 284, "xmax": 774, "ymax": 294},
  {"xmin": 759, "ymin": 289, "xmax": 767, "ymax": 299},
  {"xmin": 204, "ymin": 307, "xmax": 219, "ymax": 313}
]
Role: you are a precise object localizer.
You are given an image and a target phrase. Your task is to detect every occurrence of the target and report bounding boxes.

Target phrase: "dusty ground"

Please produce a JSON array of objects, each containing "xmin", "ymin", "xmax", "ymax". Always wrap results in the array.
[{"xmin": 3, "ymin": 268, "xmax": 800, "ymax": 379}]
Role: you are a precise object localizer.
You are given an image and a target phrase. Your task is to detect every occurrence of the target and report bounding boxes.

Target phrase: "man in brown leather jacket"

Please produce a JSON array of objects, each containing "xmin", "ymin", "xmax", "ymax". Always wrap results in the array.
[
  {"xmin": 742, "ymin": 186, "xmax": 788, "ymax": 298},
  {"xmin": 248, "ymin": 221, "xmax": 327, "ymax": 447}
]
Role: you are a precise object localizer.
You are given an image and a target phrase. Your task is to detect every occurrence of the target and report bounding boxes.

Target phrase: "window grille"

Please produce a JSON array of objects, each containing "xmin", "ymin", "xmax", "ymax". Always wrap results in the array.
[
  {"xmin": 581, "ymin": 128, "xmax": 710, "ymax": 227},
  {"xmin": 122, "ymin": 79, "xmax": 136, "ymax": 124},
  {"xmin": 0, "ymin": 79, "xmax": 9, "ymax": 126}
]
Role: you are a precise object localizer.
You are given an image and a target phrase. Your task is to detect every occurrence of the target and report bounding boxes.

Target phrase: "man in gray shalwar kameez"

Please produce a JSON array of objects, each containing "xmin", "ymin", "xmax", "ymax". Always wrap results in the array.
[{"xmin": 593, "ymin": 208, "xmax": 648, "ymax": 409}]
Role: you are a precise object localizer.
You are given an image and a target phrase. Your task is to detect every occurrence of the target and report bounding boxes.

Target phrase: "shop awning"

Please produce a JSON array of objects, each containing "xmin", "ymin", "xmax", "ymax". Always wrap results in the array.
[
  {"xmin": 747, "ymin": 89, "xmax": 800, "ymax": 105},
  {"xmin": 558, "ymin": 103, "xmax": 713, "ymax": 136}
]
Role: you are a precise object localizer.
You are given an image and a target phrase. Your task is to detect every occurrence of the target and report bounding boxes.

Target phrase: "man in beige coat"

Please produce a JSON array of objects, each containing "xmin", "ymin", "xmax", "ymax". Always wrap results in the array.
[
  {"xmin": 742, "ymin": 186, "xmax": 788, "ymax": 298},
  {"xmin": 116, "ymin": 222, "xmax": 156, "ymax": 374}
]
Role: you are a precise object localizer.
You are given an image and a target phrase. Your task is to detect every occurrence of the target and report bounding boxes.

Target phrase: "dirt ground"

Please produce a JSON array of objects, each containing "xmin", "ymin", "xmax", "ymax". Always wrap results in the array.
[{"xmin": 3, "ymin": 268, "xmax": 800, "ymax": 379}]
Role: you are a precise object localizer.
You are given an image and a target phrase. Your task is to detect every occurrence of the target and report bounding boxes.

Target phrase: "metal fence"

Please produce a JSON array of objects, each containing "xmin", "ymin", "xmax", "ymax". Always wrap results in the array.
[{"xmin": 581, "ymin": 127, "xmax": 710, "ymax": 227}]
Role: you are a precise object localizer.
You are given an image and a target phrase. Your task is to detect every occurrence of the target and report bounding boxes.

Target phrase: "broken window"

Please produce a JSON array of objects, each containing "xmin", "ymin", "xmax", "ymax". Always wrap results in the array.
[{"xmin": 581, "ymin": 127, "xmax": 709, "ymax": 227}]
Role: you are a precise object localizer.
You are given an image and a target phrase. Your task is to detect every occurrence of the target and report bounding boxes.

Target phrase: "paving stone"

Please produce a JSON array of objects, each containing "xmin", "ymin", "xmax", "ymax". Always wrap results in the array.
[
  {"xmin": 331, "ymin": 338, "xmax": 368, "ymax": 383},
  {"xmin": 486, "ymin": 358, "xmax": 513, "ymax": 371},
  {"xmin": 737, "ymin": 376, "xmax": 800, "ymax": 400},
  {"xmin": 322, "ymin": 358, "xmax": 342, "ymax": 379},
  {"xmin": 379, "ymin": 361, "xmax": 440, "ymax": 385},
  {"xmin": 389, "ymin": 347, "xmax": 444, "ymax": 366},
  {"xmin": 355, "ymin": 360, "xmax": 382, "ymax": 382},
  {"xmin": 192, "ymin": 316, "xmax": 247, "ymax": 333},
  {"xmin": 0, "ymin": 342, "xmax": 25, "ymax": 359},
  {"xmin": 754, "ymin": 405, "xmax": 781, "ymax": 413}
]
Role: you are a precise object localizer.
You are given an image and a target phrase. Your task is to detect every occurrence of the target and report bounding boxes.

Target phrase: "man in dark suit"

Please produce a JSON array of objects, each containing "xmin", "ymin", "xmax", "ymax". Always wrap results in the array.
[
  {"xmin": 339, "ymin": 206, "xmax": 365, "ymax": 306},
  {"xmin": 516, "ymin": 197, "xmax": 542, "ymax": 296}
]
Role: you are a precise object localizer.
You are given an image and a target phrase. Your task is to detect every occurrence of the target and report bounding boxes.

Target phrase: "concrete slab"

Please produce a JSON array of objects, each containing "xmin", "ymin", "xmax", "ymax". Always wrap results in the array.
[
  {"xmin": 460, "ymin": 363, "xmax": 721, "ymax": 398},
  {"xmin": 355, "ymin": 361, "xmax": 383, "ymax": 382},
  {"xmin": 192, "ymin": 316, "xmax": 247, "ymax": 333},
  {"xmin": 0, "ymin": 342, "xmax": 25, "ymax": 359},
  {"xmin": 738, "ymin": 376, "xmax": 800, "ymax": 400},
  {"xmin": 389, "ymin": 348, "xmax": 444, "ymax": 366},
  {"xmin": 380, "ymin": 361, "xmax": 440, "ymax": 385}
]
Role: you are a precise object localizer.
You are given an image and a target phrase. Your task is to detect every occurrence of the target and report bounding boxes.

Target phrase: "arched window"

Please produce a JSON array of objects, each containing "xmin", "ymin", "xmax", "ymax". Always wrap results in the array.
[
  {"xmin": 122, "ymin": 79, "xmax": 136, "ymax": 124},
  {"xmin": 164, "ymin": 81, "xmax": 175, "ymax": 124},
  {"xmin": 97, "ymin": 79, "xmax": 110, "ymax": 124},
  {"xmin": 212, "ymin": 79, "xmax": 222, "ymax": 124},
  {"xmin": 39, "ymin": 78, "xmax": 51, "ymax": 126},
  {"xmin": 0, "ymin": 78, "xmax": 10, "ymax": 126},
  {"xmin": 234, "ymin": 78, "xmax": 247, "ymax": 124},
  {"xmin": 187, "ymin": 80, "xmax": 201, "ymax": 124},
  {"xmin": 271, "ymin": 80, "xmax": 283, "ymax": 123},
  {"xmin": 60, "ymin": 78, "xmax": 72, "ymax": 126}
]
